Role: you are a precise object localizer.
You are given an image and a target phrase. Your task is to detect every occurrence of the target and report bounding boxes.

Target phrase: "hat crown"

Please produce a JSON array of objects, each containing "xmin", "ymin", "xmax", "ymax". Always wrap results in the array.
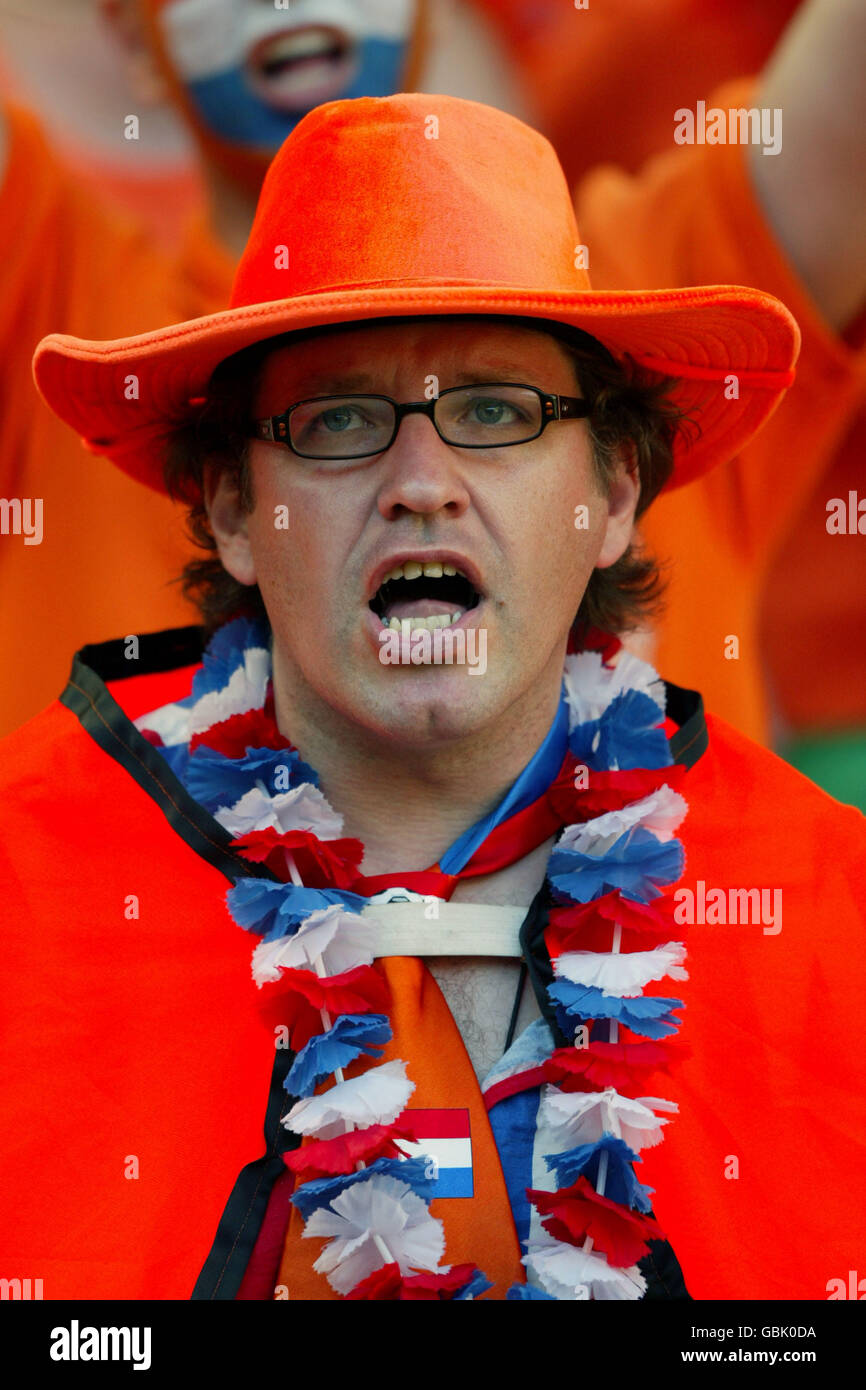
[{"xmin": 230, "ymin": 93, "xmax": 590, "ymax": 309}]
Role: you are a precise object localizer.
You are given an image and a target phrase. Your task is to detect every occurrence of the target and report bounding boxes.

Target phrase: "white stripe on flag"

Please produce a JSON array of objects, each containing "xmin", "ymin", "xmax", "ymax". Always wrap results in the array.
[{"xmin": 399, "ymin": 1137, "xmax": 472, "ymax": 1171}]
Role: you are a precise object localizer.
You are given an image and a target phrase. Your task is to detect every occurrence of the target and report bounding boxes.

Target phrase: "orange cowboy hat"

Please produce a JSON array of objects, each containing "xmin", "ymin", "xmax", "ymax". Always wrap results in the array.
[{"xmin": 33, "ymin": 92, "xmax": 799, "ymax": 494}]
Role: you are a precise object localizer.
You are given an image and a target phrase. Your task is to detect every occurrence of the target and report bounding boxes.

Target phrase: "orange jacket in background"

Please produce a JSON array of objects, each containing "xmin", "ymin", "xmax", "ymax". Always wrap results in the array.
[
  {"xmin": 578, "ymin": 79, "xmax": 866, "ymax": 744},
  {"xmin": 474, "ymin": 0, "xmax": 800, "ymax": 185},
  {"xmin": 0, "ymin": 102, "xmax": 234, "ymax": 737}
]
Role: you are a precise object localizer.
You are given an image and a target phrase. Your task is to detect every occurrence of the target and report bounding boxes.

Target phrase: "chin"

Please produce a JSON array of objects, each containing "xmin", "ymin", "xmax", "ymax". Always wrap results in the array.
[{"xmin": 361, "ymin": 670, "xmax": 504, "ymax": 748}]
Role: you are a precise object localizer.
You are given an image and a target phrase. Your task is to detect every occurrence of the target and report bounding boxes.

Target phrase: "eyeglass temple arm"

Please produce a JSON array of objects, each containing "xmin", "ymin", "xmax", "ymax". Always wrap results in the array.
[
  {"xmin": 546, "ymin": 394, "xmax": 591, "ymax": 420},
  {"xmin": 253, "ymin": 418, "xmax": 288, "ymax": 442}
]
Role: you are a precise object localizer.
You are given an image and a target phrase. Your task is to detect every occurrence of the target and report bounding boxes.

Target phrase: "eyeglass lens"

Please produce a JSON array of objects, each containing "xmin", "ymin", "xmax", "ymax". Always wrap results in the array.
[{"xmin": 288, "ymin": 385, "xmax": 544, "ymax": 458}]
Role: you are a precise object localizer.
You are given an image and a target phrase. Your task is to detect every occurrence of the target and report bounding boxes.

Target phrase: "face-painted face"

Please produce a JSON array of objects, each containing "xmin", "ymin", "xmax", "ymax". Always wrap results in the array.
[{"xmin": 157, "ymin": 0, "xmax": 419, "ymax": 154}]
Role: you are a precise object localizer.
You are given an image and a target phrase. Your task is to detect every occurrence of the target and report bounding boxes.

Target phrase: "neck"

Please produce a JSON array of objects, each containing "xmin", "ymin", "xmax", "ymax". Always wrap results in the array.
[{"xmin": 271, "ymin": 660, "xmax": 566, "ymax": 879}]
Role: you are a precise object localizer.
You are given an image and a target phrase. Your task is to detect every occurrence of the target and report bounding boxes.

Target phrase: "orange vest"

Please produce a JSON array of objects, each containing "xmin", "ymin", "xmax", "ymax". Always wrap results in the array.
[{"xmin": 1, "ymin": 627, "xmax": 864, "ymax": 1299}]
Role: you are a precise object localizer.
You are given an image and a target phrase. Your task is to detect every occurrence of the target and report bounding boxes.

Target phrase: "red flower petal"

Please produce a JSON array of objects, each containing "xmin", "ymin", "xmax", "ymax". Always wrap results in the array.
[
  {"xmin": 548, "ymin": 764, "xmax": 686, "ymax": 825},
  {"xmin": 285, "ymin": 1123, "xmax": 417, "ymax": 1179},
  {"xmin": 400, "ymin": 1265, "xmax": 482, "ymax": 1300},
  {"xmin": 190, "ymin": 706, "xmax": 292, "ymax": 756},
  {"xmin": 280, "ymin": 993, "xmax": 326, "ymax": 1053},
  {"xmin": 232, "ymin": 828, "xmax": 364, "ymax": 888},
  {"xmin": 547, "ymin": 891, "xmax": 683, "ymax": 955},
  {"xmin": 528, "ymin": 1176, "xmax": 663, "ymax": 1266},
  {"xmin": 272, "ymin": 964, "xmax": 388, "ymax": 1017},
  {"xmin": 568, "ymin": 623, "xmax": 622, "ymax": 662},
  {"xmin": 345, "ymin": 1263, "xmax": 403, "ymax": 1300},
  {"xmin": 344, "ymin": 1263, "xmax": 483, "ymax": 1301},
  {"xmin": 542, "ymin": 1038, "xmax": 681, "ymax": 1093}
]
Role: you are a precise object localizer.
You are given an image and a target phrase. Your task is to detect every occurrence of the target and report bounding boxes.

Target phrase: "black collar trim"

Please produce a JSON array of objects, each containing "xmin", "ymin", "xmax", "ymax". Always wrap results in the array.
[
  {"xmin": 61, "ymin": 626, "xmax": 274, "ymax": 887},
  {"xmin": 665, "ymin": 680, "xmax": 708, "ymax": 769}
]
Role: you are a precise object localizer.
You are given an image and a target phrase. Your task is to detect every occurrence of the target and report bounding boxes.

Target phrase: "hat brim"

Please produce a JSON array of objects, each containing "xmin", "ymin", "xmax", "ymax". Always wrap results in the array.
[{"xmin": 32, "ymin": 282, "xmax": 799, "ymax": 494}]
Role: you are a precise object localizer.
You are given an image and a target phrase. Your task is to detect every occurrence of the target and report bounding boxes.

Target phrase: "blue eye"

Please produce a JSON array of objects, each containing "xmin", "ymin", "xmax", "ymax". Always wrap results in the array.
[
  {"xmin": 318, "ymin": 406, "xmax": 358, "ymax": 432},
  {"xmin": 470, "ymin": 399, "xmax": 520, "ymax": 426},
  {"xmin": 289, "ymin": 396, "xmax": 395, "ymax": 459}
]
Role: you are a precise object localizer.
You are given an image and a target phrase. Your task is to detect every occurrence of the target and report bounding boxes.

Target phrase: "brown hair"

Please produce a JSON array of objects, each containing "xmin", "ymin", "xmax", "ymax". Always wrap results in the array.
[{"xmin": 163, "ymin": 317, "xmax": 691, "ymax": 637}]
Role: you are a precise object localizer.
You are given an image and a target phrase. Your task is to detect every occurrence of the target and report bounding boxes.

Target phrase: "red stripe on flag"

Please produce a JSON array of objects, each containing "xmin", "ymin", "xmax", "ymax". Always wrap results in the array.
[{"xmin": 398, "ymin": 1108, "xmax": 471, "ymax": 1139}]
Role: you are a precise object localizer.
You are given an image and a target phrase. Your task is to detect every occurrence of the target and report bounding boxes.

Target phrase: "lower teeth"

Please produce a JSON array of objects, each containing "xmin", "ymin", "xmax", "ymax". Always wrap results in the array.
[{"xmin": 385, "ymin": 613, "xmax": 463, "ymax": 632}]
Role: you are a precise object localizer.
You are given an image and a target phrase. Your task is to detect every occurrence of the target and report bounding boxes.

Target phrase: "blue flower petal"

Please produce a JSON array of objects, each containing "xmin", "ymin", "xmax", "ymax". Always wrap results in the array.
[
  {"xmin": 454, "ymin": 1270, "xmax": 494, "ymax": 1299},
  {"xmin": 569, "ymin": 690, "xmax": 671, "ymax": 771},
  {"xmin": 290, "ymin": 1156, "xmax": 434, "ymax": 1219},
  {"xmin": 191, "ymin": 617, "xmax": 270, "ymax": 700},
  {"xmin": 549, "ymin": 827, "xmax": 684, "ymax": 905},
  {"xmin": 184, "ymin": 745, "xmax": 318, "ymax": 813},
  {"xmin": 285, "ymin": 1014, "xmax": 393, "ymax": 1097},
  {"xmin": 544, "ymin": 1134, "xmax": 654, "ymax": 1212},
  {"xmin": 549, "ymin": 980, "xmax": 683, "ymax": 1040},
  {"xmin": 226, "ymin": 880, "xmax": 366, "ymax": 940}
]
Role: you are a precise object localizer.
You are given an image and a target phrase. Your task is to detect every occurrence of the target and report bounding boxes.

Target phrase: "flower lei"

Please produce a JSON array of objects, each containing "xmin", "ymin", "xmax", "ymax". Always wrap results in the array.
[{"xmin": 161, "ymin": 617, "xmax": 689, "ymax": 1301}]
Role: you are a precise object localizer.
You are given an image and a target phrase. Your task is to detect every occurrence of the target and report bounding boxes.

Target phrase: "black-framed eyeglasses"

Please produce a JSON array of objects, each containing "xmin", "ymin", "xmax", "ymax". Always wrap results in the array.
[{"xmin": 250, "ymin": 383, "xmax": 591, "ymax": 462}]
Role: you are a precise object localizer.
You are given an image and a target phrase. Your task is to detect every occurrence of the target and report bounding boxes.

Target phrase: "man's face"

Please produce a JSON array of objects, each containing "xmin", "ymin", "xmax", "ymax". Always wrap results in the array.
[{"xmin": 209, "ymin": 319, "xmax": 639, "ymax": 750}]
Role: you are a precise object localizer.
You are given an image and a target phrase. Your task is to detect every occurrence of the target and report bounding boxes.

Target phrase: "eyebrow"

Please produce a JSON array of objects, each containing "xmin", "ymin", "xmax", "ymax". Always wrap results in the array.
[
  {"xmin": 281, "ymin": 371, "xmax": 380, "ymax": 395},
  {"xmin": 273, "ymin": 363, "xmax": 541, "ymax": 398}
]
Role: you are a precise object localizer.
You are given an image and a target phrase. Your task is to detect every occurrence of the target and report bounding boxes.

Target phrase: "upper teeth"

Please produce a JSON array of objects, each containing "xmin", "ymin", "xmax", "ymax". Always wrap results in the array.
[
  {"xmin": 381, "ymin": 561, "xmax": 462, "ymax": 584},
  {"xmin": 263, "ymin": 30, "xmax": 336, "ymax": 65}
]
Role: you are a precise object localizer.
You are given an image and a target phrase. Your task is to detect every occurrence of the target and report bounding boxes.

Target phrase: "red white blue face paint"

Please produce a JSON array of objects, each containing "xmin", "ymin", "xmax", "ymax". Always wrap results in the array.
[{"xmin": 158, "ymin": 0, "xmax": 417, "ymax": 152}]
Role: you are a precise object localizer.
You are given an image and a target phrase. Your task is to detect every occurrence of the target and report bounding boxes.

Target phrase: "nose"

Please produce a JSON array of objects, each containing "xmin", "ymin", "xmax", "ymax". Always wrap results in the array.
[{"xmin": 375, "ymin": 411, "xmax": 471, "ymax": 522}]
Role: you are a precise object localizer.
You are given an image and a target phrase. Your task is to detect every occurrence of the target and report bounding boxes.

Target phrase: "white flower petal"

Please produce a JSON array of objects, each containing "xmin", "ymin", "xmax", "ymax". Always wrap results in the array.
[
  {"xmin": 539, "ymin": 1085, "xmax": 677, "ymax": 1153},
  {"xmin": 554, "ymin": 942, "xmax": 688, "ymax": 994},
  {"xmin": 285, "ymin": 1059, "xmax": 415, "ymax": 1138},
  {"xmin": 304, "ymin": 1174, "xmax": 445, "ymax": 1295},
  {"xmin": 251, "ymin": 906, "xmax": 374, "ymax": 983},
  {"xmin": 525, "ymin": 1231, "xmax": 646, "ymax": 1301},
  {"xmin": 215, "ymin": 783, "xmax": 342, "ymax": 839},
  {"xmin": 559, "ymin": 786, "xmax": 688, "ymax": 852},
  {"xmin": 564, "ymin": 649, "xmax": 666, "ymax": 729},
  {"xmin": 134, "ymin": 700, "xmax": 192, "ymax": 748},
  {"xmin": 188, "ymin": 647, "xmax": 271, "ymax": 736},
  {"xmin": 271, "ymin": 785, "xmax": 343, "ymax": 839}
]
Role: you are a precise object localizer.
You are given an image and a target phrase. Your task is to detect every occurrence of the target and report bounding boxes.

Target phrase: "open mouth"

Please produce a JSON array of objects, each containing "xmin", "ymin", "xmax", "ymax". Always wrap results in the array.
[
  {"xmin": 247, "ymin": 26, "xmax": 357, "ymax": 111},
  {"xmin": 369, "ymin": 560, "xmax": 483, "ymax": 632}
]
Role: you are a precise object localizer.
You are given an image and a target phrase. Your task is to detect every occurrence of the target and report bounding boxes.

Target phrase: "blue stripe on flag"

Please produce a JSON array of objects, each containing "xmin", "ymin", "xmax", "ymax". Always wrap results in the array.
[{"xmin": 430, "ymin": 1166, "xmax": 474, "ymax": 1199}]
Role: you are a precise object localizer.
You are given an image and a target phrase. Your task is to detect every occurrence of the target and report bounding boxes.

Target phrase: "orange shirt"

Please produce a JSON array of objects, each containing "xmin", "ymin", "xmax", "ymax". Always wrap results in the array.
[
  {"xmin": 577, "ymin": 79, "xmax": 866, "ymax": 743},
  {"xmin": 0, "ymin": 102, "xmax": 234, "ymax": 737},
  {"xmin": 759, "ymin": 360, "xmax": 866, "ymax": 731},
  {"xmin": 475, "ymin": 0, "xmax": 800, "ymax": 185}
]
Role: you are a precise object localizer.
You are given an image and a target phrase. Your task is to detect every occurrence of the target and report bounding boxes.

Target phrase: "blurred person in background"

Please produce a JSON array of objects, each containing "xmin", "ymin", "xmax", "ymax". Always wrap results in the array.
[
  {"xmin": 559, "ymin": 0, "xmax": 866, "ymax": 805},
  {"xmin": 0, "ymin": 0, "xmax": 528, "ymax": 736},
  {"xmin": 1, "ymin": 0, "xmax": 864, "ymax": 813}
]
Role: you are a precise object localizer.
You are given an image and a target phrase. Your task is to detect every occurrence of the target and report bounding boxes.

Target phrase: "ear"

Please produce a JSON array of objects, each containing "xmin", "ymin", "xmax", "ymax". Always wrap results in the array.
[
  {"xmin": 205, "ymin": 464, "xmax": 258, "ymax": 587},
  {"xmin": 594, "ymin": 447, "xmax": 641, "ymax": 570}
]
